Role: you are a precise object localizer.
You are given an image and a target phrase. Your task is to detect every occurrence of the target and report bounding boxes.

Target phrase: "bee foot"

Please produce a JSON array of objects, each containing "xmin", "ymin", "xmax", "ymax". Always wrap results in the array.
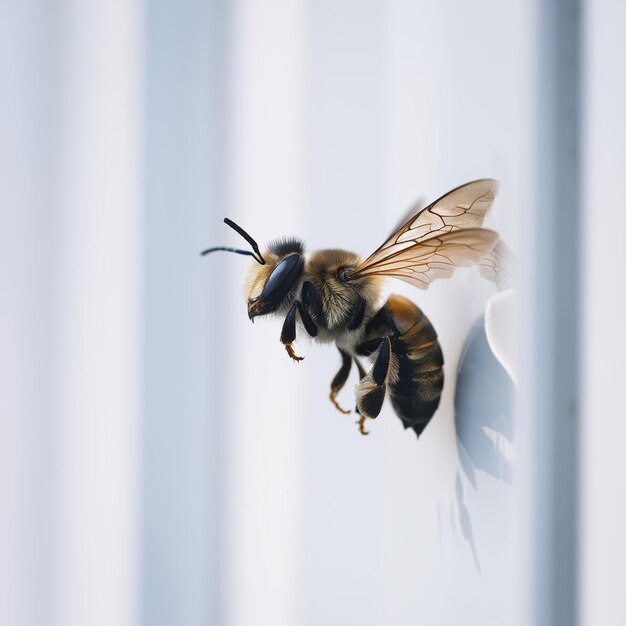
[
  {"xmin": 356, "ymin": 415, "xmax": 370, "ymax": 436},
  {"xmin": 285, "ymin": 343, "xmax": 304, "ymax": 362},
  {"xmin": 329, "ymin": 390, "xmax": 351, "ymax": 415}
]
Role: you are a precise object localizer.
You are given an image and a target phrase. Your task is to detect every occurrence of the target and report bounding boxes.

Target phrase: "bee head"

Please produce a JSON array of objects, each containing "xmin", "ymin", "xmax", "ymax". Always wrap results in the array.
[
  {"xmin": 245, "ymin": 238, "xmax": 305, "ymax": 320},
  {"xmin": 201, "ymin": 219, "xmax": 305, "ymax": 321}
]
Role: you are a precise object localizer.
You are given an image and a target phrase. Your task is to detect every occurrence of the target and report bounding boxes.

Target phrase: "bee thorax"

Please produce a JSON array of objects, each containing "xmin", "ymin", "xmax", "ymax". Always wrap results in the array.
[{"xmin": 305, "ymin": 248, "xmax": 381, "ymax": 334}]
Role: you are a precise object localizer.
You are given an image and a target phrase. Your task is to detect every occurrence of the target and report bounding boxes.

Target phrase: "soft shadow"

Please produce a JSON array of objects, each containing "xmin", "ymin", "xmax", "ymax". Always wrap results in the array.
[
  {"xmin": 453, "ymin": 315, "xmax": 515, "ymax": 571},
  {"xmin": 456, "ymin": 472, "xmax": 481, "ymax": 573},
  {"xmin": 455, "ymin": 315, "xmax": 515, "ymax": 489}
]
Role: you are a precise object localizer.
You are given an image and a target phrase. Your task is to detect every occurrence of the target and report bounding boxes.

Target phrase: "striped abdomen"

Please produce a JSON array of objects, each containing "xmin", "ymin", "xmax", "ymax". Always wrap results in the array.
[{"xmin": 362, "ymin": 295, "xmax": 444, "ymax": 436}]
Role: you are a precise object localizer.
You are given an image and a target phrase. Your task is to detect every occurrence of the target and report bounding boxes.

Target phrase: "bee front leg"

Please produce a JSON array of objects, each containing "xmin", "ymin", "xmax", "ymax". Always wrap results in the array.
[
  {"xmin": 354, "ymin": 337, "xmax": 392, "ymax": 435},
  {"xmin": 281, "ymin": 302, "xmax": 304, "ymax": 361},
  {"xmin": 329, "ymin": 348, "xmax": 352, "ymax": 414},
  {"xmin": 280, "ymin": 301, "xmax": 318, "ymax": 362}
]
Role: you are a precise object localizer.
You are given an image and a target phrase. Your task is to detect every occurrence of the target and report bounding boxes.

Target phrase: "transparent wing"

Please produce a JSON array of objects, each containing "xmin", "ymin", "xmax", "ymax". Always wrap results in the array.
[
  {"xmin": 353, "ymin": 179, "xmax": 499, "ymax": 275},
  {"xmin": 479, "ymin": 240, "xmax": 517, "ymax": 291},
  {"xmin": 349, "ymin": 228, "xmax": 500, "ymax": 290}
]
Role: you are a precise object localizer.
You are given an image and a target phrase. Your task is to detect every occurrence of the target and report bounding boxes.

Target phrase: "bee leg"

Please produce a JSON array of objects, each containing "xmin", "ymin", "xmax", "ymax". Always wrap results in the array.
[
  {"xmin": 329, "ymin": 348, "xmax": 352, "ymax": 414},
  {"xmin": 280, "ymin": 301, "xmax": 319, "ymax": 362},
  {"xmin": 354, "ymin": 337, "xmax": 392, "ymax": 435},
  {"xmin": 356, "ymin": 415, "xmax": 369, "ymax": 436},
  {"xmin": 296, "ymin": 301, "xmax": 318, "ymax": 337},
  {"xmin": 346, "ymin": 296, "xmax": 366, "ymax": 330},
  {"xmin": 354, "ymin": 358, "xmax": 367, "ymax": 416},
  {"xmin": 281, "ymin": 302, "xmax": 304, "ymax": 361},
  {"xmin": 302, "ymin": 281, "xmax": 324, "ymax": 324},
  {"xmin": 355, "ymin": 358, "xmax": 367, "ymax": 380}
]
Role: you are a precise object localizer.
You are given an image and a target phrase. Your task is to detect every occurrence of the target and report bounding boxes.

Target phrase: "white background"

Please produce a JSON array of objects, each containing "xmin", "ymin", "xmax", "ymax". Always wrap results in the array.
[{"xmin": 1, "ymin": 1, "xmax": 624, "ymax": 625}]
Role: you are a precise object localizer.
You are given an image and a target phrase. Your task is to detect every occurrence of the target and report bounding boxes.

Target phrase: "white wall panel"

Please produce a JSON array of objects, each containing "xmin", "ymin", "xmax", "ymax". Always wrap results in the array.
[
  {"xmin": 1, "ymin": 1, "xmax": 142, "ymax": 626},
  {"xmin": 581, "ymin": 1, "xmax": 626, "ymax": 624},
  {"xmin": 224, "ymin": 1, "xmax": 307, "ymax": 625},
  {"xmin": 55, "ymin": 2, "xmax": 142, "ymax": 624}
]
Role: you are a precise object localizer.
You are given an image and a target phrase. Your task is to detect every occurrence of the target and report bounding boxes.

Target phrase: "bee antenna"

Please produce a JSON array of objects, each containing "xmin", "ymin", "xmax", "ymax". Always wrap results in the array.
[
  {"xmin": 222, "ymin": 218, "xmax": 266, "ymax": 265},
  {"xmin": 200, "ymin": 246, "xmax": 255, "ymax": 258},
  {"xmin": 199, "ymin": 218, "xmax": 266, "ymax": 265}
]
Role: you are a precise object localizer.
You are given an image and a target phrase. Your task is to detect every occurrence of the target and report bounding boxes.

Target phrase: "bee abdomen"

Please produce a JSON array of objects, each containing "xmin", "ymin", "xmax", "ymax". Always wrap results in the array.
[
  {"xmin": 364, "ymin": 295, "xmax": 444, "ymax": 437},
  {"xmin": 389, "ymin": 334, "xmax": 444, "ymax": 437}
]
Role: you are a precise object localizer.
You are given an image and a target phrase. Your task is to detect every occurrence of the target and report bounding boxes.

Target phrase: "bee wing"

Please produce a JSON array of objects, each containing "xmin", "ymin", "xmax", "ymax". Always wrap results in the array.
[
  {"xmin": 349, "ymin": 228, "xmax": 500, "ymax": 290},
  {"xmin": 354, "ymin": 179, "xmax": 499, "ymax": 271},
  {"xmin": 478, "ymin": 240, "xmax": 517, "ymax": 291},
  {"xmin": 348, "ymin": 179, "xmax": 501, "ymax": 289}
]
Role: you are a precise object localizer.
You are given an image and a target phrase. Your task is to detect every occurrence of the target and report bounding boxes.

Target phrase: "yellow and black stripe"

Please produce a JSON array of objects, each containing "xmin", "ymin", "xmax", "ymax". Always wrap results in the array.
[{"xmin": 358, "ymin": 295, "xmax": 443, "ymax": 437}]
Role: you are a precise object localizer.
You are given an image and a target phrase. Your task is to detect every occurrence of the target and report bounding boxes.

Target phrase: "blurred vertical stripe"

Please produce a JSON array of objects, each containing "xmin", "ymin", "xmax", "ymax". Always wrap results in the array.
[
  {"xmin": 141, "ymin": 0, "xmax": 222, "ymax": 625},
  {"xmin": 1, "ymin": 0, "xmax": 143, "ymax": 625}
]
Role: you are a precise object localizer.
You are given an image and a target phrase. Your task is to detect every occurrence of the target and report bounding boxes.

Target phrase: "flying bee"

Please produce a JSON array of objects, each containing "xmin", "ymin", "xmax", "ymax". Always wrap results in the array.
[{"xmin": 202, "ymin": 179, "xmax": 504, "ymax": 437}]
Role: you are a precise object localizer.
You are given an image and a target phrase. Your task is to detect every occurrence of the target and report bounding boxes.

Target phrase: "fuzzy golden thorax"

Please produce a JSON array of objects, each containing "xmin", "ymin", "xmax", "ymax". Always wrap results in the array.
[{"xmin": 305, "ymin": 248, "xmax": 381, "ymax": 329}]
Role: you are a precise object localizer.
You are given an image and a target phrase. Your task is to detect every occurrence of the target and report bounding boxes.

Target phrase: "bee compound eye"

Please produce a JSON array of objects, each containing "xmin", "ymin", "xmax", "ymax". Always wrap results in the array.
[
  {"xmin": 258, "ymin": 254, "xmax": 304, "ymax": 306},
  {"xmin": 338, "ymin": 267, "xmax": 354, "ymax": 282}
]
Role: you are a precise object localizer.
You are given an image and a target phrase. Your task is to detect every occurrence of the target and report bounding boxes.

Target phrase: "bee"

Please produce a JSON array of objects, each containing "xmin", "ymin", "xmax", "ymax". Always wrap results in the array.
[{"xmin": 202, "ymin": 179, "xmax": 504, "ymax": 437}]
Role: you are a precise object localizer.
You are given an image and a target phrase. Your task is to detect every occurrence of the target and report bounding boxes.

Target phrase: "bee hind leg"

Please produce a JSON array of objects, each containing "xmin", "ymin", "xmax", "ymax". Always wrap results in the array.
[
  {"xmin": 355, "ymin": 358, "xmax": 367, "ymax": 381},
  {"xmin": 329, "ymin": 348, "xmax": 352, "ymax": 414},
  {"xmin": 356, "ymin": 415, "xmax": 369, "ymax": 436},
  {"xmin": 353, "ymin": 358, "xmax": 367, "ymax": 411},
  {"xmin": 354, "ymin": 337, "xmax": 392, "ymax": 436},
  {"xmin": 353, "ymin": 358, "xmax": 369, "ymax": 432}
]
